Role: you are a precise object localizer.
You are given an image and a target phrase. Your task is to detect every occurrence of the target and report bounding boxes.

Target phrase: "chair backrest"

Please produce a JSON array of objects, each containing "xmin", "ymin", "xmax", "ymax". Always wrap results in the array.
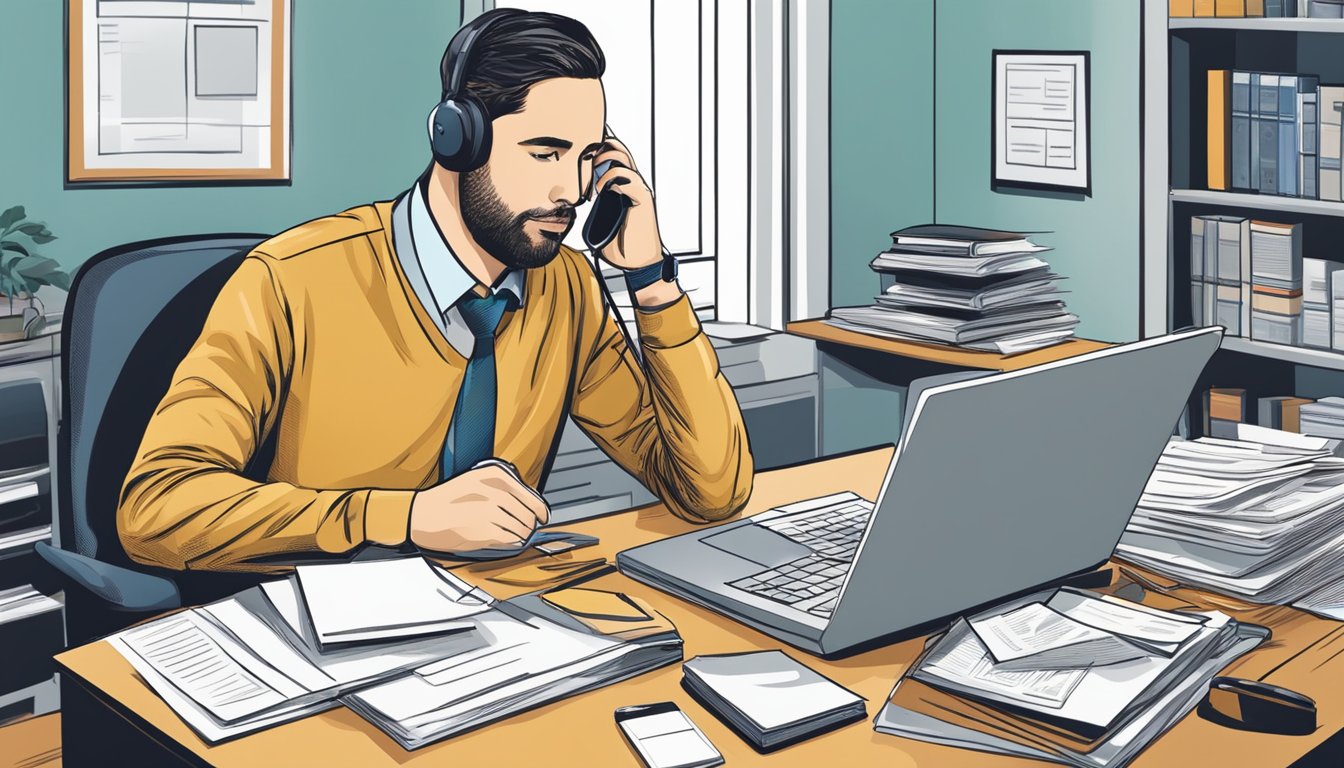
[{"xmin": 58, "ymin": 234, "xmax": 270, "ymax": 599}]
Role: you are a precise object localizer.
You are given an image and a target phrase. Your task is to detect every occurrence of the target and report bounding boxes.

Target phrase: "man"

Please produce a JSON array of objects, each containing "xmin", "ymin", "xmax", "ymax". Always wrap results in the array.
[{"xmin": 117, "ymin": 9, "xmax": 753, "ymax": 572}]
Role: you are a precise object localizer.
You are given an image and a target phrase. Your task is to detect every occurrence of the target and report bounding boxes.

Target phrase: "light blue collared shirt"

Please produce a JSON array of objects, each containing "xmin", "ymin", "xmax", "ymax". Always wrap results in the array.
[{"xmin": 391, "ymin": 178, "xmax": 526, "ymax": 359}]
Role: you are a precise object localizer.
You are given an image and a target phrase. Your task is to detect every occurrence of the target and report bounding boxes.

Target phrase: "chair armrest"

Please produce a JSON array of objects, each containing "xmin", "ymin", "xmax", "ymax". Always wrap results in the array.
[{"xmin": 34, "ymin": 541, "xmax": 180, "ymax": 613}]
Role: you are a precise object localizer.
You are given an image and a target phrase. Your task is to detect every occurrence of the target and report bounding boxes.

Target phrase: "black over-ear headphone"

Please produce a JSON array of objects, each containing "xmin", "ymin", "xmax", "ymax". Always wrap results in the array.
[{"xmin": 428, "ymin": 10, "xmax": 521, "ymax": 172}]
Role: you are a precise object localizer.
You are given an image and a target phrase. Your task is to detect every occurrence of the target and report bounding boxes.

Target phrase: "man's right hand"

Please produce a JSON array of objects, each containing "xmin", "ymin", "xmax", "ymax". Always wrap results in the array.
[{"xmin": 409, "ymin": 463, "xmax": 550, "ymax": 554}]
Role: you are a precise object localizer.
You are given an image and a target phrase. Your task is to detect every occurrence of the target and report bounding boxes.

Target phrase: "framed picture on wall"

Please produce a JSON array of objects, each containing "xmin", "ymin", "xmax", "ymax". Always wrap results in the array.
[
  {"xmin": 991, "ymin": 50, "xmax": 1091, "ymax": 197},
  {"xmin": 66, "ymin": 0, "xmax": 292, "ymax": 185}
]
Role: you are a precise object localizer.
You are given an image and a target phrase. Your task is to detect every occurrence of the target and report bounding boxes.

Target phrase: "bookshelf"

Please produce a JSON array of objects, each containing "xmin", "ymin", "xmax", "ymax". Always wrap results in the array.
[
  {"xmin": 1170, "ymin": 188, "xmax": 1344, "ymax": 216},
  {"xmin": 1160, "ymin": 10, "xmax": 1344, "ymax": 434},
  {"xmin": 1169, "ymin": 18, "xmax": 1344, "ymax": 32}
]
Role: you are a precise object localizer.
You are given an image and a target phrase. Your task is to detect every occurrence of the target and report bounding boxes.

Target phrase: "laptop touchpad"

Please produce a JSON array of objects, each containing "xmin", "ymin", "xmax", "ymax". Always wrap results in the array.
[{"xmin": 702, "ymin": 524, "xmax": 813, "ymax": 568}]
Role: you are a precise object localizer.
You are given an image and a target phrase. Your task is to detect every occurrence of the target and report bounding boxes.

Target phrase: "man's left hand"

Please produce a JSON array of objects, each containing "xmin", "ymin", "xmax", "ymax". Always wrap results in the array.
[{"xmin": 589, "ymin": 136, "xmax": 665, "ymax": 271}]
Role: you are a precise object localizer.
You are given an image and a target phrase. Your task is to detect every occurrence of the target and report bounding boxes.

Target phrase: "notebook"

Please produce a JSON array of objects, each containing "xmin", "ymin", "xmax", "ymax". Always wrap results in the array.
[{"xmin": 681, "ymin": 650, "xmax": 866, "ymax": 751}]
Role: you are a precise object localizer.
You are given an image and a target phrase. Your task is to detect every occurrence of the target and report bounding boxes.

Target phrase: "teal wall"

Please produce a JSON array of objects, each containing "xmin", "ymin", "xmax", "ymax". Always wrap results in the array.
[
  {"xmin": 2, "ymin": 0, "xmax": 458, "ymax": 293},
  {"xmin": 935, "ymin": 0, "xmax": 1142, "ymax": 342},
  {"xmin": 830, "ymin": 0, "xmax": 935, "ymax": 311},
  {"xmin": 830, "ymin": 0, "xmax": 1142, "ymax": 342}
]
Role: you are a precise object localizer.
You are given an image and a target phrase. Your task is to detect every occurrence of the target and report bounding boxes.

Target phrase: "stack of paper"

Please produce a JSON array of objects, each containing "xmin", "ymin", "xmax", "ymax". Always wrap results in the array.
[
  {"xmin": 0, "ymin": 585, "xmax": 61, "ymax": 623},
  {"xmin": 344, "ymin": 589, "xmax": 682, "ymax": 749},
  {"xmin": 295, "ymin": 557, "xmax": 492, "ymax": 647},
  {"xmin": 1299, "ymin": 397, "xmax": 1344, "ymax": 439},
  {"xmin": 1116, "ymin": 427, "xmax": 1344, "ymax": 611},
  {"xmin": 826, "ymin": 225, "xmax": 1078, "ymax": 354},
  {"xmin": 681, "ymin": 651, "xmax": 865, "ymax": 751},
  {"xmin": 875, "ymin": 588, "xmax": 1268, "ymax": 768},
  {"xmin": 106, "ymin": 560, "xmax": 683, "ymax": 747}
]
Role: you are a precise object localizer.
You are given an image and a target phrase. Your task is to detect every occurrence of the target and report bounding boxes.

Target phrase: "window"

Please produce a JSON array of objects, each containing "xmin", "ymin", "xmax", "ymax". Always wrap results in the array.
[{"xmin": 463, "ymin": 1, "xmax": 828, "ymax": 329}]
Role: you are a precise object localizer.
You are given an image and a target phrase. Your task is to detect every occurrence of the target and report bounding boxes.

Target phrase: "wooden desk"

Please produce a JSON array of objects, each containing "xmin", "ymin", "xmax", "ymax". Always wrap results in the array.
[
  {"xmin": 55, "ymin": 449, "xmax": 1344, "ymax": 767},
  {"xmin": 786, "ymin": 319, "xmax": 1112, "ymax": 372}
]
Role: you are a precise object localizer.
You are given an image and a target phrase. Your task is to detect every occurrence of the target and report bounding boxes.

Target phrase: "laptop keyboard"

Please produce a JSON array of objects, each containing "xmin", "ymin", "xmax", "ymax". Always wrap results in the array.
[{"xmin": 726, "ymin": 497, "xmax": 874, "ymax": 619}]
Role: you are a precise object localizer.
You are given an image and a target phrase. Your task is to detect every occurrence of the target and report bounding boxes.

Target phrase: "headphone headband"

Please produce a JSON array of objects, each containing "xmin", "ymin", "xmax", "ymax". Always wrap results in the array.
[{"xmin": 444, "ymin": 9, "xmax": 519, "ymax": 102}]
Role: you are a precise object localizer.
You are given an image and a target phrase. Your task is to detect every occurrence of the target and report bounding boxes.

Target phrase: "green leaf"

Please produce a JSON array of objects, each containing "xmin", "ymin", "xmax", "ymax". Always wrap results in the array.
[
  {"xmin": 15, "ymin": 256, "xmax": 60, "ymax": 279},
  {"xmin": 0, "ymin": 242, "xmax": 29, "ymax": 258},
  {"xmin": 16, "ymin": 223, "xmax": 45, "ymax": 237},
  {"xmin": 28, "ymin": 234, "xmax": 56, "ymax": 244},
  {"xmin": 0, "ymin": 207, "xmax": 24, "ymax": 231},
  {"xmin": 47, "ymin": 272, "xmax": 72, "ymax": 291}
]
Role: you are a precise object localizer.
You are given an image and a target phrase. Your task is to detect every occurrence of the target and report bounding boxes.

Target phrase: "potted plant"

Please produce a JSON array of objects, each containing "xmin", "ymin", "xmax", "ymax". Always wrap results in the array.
[{"xmin": 0, "ymin": 206, "xmax": 69, "ymax": 343}]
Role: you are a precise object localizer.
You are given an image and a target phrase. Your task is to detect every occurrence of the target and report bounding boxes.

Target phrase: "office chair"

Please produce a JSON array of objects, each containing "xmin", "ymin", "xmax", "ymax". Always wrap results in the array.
[{"xmin": 35, "ymin": 234, "xmax": 275, "ymax": 646}]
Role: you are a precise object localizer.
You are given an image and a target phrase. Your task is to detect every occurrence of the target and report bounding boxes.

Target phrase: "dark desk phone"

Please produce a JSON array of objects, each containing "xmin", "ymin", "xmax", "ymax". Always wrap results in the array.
[{"xmin": 582, "ymin": 155, "xmax": 630, "ymax": 251}]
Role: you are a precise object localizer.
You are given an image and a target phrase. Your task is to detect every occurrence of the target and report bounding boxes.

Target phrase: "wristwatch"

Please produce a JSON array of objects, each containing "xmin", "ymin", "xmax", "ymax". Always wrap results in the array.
[{"xmin": 622, "ymin": 248, "xmax": 679, "ymax": 293}]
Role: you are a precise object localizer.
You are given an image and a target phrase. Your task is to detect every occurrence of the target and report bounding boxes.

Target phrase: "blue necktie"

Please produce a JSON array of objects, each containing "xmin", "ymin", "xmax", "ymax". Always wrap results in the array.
[{"xmin": 444, "ymin": 289, "xmax": 517, "ymax": 479}]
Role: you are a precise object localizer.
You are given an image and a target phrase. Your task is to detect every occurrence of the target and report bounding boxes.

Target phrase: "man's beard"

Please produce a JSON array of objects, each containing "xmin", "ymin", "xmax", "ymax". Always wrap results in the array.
[{"xmin": 460, "ymin": 165, "xmax": 575, "ymax": 270}]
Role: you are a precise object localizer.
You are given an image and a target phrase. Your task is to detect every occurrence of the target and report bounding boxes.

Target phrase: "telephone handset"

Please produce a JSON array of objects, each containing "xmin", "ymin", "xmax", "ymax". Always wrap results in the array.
[{"xmin": 582, "ymin": 128, "xmax": 632, "ymax": 251}]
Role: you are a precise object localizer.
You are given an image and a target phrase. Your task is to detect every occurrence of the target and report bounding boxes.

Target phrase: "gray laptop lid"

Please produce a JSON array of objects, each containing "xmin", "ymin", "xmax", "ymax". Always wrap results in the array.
[{"xmin": 818, "ymin": 327, "xmax": 1222, "ymax": 654}]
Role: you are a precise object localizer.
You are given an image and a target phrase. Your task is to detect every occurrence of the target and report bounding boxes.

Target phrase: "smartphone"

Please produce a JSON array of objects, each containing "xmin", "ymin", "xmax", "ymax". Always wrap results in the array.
[
  {"xmin": 614, "ymin": 702, "xmax": 724, "ymax": 768},
  {"xmin": 582, "ymin": 128, "xmax": 632, "ymax": 251}
]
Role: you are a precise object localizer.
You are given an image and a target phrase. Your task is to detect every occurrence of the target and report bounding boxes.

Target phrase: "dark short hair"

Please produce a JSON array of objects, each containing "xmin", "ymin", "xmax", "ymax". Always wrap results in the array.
[{"xmin": 441, "ymin": 9, "xmax": 605, "ymax": 121}]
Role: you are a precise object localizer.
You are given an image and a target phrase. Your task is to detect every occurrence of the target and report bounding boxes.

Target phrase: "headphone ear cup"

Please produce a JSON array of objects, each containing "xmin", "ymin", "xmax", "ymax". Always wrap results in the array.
[{"xmin": 428, "ymin": 95, "xmax": 492, "ymax": 172}]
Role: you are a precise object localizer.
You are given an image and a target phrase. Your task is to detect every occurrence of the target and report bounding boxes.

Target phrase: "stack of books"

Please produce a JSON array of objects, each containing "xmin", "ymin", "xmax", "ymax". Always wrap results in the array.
[
  {"xmin": 826, "ymin": 225, "xmax": 1078, "ymax": 355},
  {"xmin": 1299, "ymin": 397, "xmax": 1344, "ymax": 438},
  {"xmin": 875, "ymin": 586, "xmax": 1267, "ymax": 767},
  {"xmin": 1118, "ymin": 427, "xmax": 1344, "ymax": 609},
  {"xmin": 1206, "ymin": 69, "xmax": 1344, "ymax": 199},
  {"xmin": 1188, "ymin": 215, "xmax": 1344, "ymax": 350}
]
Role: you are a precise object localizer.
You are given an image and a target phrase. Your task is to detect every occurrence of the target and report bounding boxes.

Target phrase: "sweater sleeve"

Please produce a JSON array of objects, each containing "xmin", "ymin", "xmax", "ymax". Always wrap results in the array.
[
  {"xmin": 116, "ymin": 256, "xmax": 415, "ymax": 573},
  {"xmin": 568, "ymin": 267, "xmax": 753, "ymax": 522}
]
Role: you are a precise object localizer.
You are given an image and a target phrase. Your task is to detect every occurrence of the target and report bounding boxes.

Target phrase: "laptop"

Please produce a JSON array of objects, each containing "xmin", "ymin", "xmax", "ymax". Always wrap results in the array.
[{"xmin": 617, "ymin": 327, "xmax": 1222, "ymax": 657}]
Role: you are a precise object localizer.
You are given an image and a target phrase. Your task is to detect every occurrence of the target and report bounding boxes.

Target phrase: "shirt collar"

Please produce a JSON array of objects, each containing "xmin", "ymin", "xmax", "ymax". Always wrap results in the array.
[{"xmin": 406, "ymin": 177, "xmax": 526, "ymax": 315}]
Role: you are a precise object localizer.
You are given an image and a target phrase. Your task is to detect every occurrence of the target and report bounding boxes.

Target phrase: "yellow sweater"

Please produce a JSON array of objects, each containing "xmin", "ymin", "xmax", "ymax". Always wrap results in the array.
[{"xmin": 118, "ymin": 201, "xmax": 753, "ymax": 572}]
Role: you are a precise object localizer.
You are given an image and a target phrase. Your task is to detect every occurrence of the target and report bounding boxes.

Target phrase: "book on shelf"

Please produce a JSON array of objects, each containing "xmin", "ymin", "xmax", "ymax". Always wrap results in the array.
[
  {"xmin": 1249, "ymin": 220, "xmax": 1304, "ymax": 345},
  {"xmin": 1231, "ymin": 72, "xmax": 1252, "ymax": 190},
  {"xmin": 1194, "ymin": 0, "xmax": 1217, "ymax": 13},
  {"xmin": 1170, "ymin": 0, "xmax": 1195, "ymax": 16},
  {"xmin": 1216, "ymin": 0, "xmax": 1247, "ymax": 13},
  {"xmin": 1295, "ymin": 76, "xmax": 1319, "ymax": 199},
  {"xmin": 1208, "ymin": 70, "xmax": 1232, "ymax": 190},
  {"xmin": 1259, "ymin": 395, "xmax": 1315, "ymax": 432},
  {"xmin": 1334, "ymin": 270, "xmax": 1344, "ymax": 349},
  {"xmin": 1205, "ymin": 387, "xmax": 1248, "ymax": 438},
  {"xmin": 1302, "ymin": 258, "xmax": 1340, "ymax": 348},
  {"xmin": 1310, "ymin": 0, "xmax": 1344, "ymax": 16},
  {"xmin": 1319, "ymin": 86, "xmax": 1344, "ymax": 203}
]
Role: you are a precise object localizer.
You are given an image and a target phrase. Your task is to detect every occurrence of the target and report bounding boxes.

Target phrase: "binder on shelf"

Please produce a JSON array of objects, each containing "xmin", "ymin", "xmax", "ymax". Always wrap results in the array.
[
  {"xmin": 1216, "ymin": 0, "xmax": 1247, "ymax": 13},
  {"xmin": 1276, "ymin": 75, "xmax": 1298, "ymax": 197},
  {"xmin": 1303, "ymin": 259, "xmax": 1340, "ymax": 349},
  {"xmin": 1309, "ymin": 0, "xmax": 1344, "ymax": 16},
  {"xmin": 1208, "ymin": 70, "xmax": 1232, "ymax": 191},
  {"xmin": 1319, "ymin": 86, "xmax": 1344, "ymax": 203},
  {"xmin": 1258, "ymin": 395, "xmax": 1314, "ymax": 432},
  {"xmin": 1332, "ymin": 270, "xmax": 1344, "ymax": 349},
  {"xmin": 1248, "ymin": 0, "xmax": 1266, "ymax": 12},
  {"xmin": 1296, "ymin": 76, "xmax": 1319, "ymax": 199},
  {"xmin": 1170, "ymin": 0, "xmax": 1195, "ymax": 15},
  {"xmin": 1255, "ymin": 73, "xmax": 1278, "ymax": 195},
  {"xmin": 1232, "ymin": 72, "xmax": 1253, "ymax": 191},
  {"xmin": 1205, "ymin": 387, "xmax": 1248, "ymax": 438},
  {"xmin": 1194, "ymin": 0, "xmax": 1217, "ymax": 13}
]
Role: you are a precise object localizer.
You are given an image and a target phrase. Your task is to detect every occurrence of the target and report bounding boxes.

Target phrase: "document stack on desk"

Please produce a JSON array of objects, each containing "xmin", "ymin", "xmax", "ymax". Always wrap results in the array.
[
  {"xmin": 1116, "ymin": 426, "xmax": 1344, "ymax": 615},
  {"xmin": 681, "ymin": 650, "xmax": 866, "ymax": 751},
  {"xmin": 826, "ymin": 225, "xmax": 1078, "ymax": 354},
  {"xmin": 874, "ymin": 587, "xmax": 1268, "ymax": 768},
  {"xmin": 106, "ymin": 559, "xmax": 682, "ymax": 748}
]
